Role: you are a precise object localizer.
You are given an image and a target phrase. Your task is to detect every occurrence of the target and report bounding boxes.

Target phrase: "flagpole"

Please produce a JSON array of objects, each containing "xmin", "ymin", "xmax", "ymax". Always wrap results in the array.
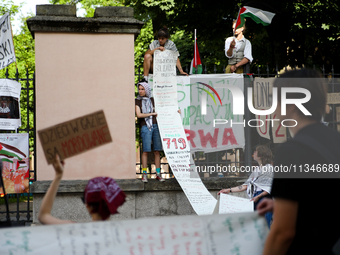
[
  {"xmin": 233, "ymin": 7, "xmax": 241, "ymax": 38},
  {"xmin": 194, "ymin": 29, "xmax": 197, "ymax": 74},
  {"xmin": 9, "ymin": 17, "xmax": 18, "ymax": 71}
]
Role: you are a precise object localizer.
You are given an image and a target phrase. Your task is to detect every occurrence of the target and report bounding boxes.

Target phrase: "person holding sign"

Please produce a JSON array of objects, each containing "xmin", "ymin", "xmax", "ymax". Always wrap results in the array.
[
  {"xmin": 225, "ymin": 20, "xmax": 253, "ymax": 73},
  {"xmin": 260, "ymin": 69, "xmax": 340, "ymax": 255},
  {"xmin": 218, "ymin": 145, "xmax": 273, "ymax": 227},
  {"xmin": 135, "ymin": 81, "xmax": 164, "ymax": 182},
  {"xmin": 143, "ymin": 27, "xmax": 188, "ymax": 81},
  {"xmin": 38, "ymin": 155, "xmax": 126, "ymax": 224}
]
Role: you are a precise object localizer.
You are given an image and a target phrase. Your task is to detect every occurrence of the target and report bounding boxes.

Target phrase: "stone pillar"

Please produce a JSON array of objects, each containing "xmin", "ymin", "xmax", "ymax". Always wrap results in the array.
[{"xmin": 27, "ymin": 5, "xmax": 143, "ymax": 180}]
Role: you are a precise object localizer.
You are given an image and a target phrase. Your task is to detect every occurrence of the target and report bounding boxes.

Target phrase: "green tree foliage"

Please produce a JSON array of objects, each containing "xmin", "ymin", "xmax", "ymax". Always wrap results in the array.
[{"xmin": 0, "ymin": 1, "xmax": 35, "ymax": 150}]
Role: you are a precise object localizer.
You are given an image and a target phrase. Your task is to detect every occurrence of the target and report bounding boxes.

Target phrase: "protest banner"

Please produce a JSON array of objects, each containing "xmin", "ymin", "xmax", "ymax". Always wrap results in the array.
[
  {"xmin": 153, "ymin": 50, "xmax": 217, "ymax": 215},
  {"xmin": 0, "ymin": 211, "xmax": 269, "ymax": 255},
  {"xmin": 150, "ymin": 74, "xmax": 246, "ymax": 152},
  {"xmin": 0, "ymin": 13, "xmax": 16, "ymax": 70},
  {"xmin": 219, "ymin": 194, "xmax": 254, "ymax": 214},
  {"xmin": 38, "ymin": 110, "xmax": 112, "ymax": 164},
  {"xmin": 0, "ymin": 79, "xmax": 21, "ymax": 130},
  {"xmin": 0, "ymin": 133, "xmax": 29, "ymax": 194}
]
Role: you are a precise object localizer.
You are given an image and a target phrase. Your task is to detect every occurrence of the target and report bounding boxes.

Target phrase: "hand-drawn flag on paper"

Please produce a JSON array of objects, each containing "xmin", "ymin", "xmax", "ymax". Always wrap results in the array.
[
  {"xmin": 235, "ymin": 4, "xmax": 276, "ymax": 30},
  {"xmin": 0, "ymin": 12, "xmax": 16, "ymax": 70},
  {"xmin": 190, "ymin": 38, "xmax": 202, "ymax": 74}
]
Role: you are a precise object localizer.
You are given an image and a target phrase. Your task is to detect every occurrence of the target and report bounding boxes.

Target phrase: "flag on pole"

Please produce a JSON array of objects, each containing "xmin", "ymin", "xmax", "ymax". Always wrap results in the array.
[
  {"xmin": 190, "ymin": 30, "xmax": 202, "ymax": 74},
  {"xmin": 235, "ymin": 6, "xmax": 276, "ymax": 30},
  {"xmin": 0, "ymin": 12, "xmax": 16, "ymax": 70}
]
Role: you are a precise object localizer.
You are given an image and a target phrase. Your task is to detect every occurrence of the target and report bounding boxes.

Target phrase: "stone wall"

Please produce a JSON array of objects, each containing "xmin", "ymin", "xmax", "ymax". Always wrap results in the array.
[{"xmin": 31, "ymin": 178, "xmax": 248, "ymax": 224}]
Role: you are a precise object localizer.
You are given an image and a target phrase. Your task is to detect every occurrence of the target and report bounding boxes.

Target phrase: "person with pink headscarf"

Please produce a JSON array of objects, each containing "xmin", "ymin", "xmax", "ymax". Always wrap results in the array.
[{"xmin": 38, "ymin": 155, "xmax": 126, "ymax": 224}]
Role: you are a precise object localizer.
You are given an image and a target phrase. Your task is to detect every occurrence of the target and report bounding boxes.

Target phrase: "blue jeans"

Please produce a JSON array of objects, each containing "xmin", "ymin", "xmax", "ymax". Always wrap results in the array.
[
  {"xmin": 141, "ymin": 124, "xmax": 162, "ymax": 152},
  {"xmin": 253, "ymin": 191, "xmax": 273, "ymax": 228}
]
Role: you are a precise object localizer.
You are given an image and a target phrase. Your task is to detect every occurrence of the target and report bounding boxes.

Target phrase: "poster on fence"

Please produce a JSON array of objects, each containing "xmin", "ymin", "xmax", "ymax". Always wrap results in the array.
[
  {"xmin": 0, "ymin": 13, "xmax": 16, "ymax": 70},
  {"xmin": 0, "ymin": 79, "xmax": 21, "ymax": 130},
  {"xmin": 153, "ymin": 49, "xmax": 217, "ymax": 215},
  {"xmin": 253, "ymin": 78, "xmax": 287, "ymax": 143},
  {"xmin": 0, "ymin": 133, "xmax": 29, "ymax": 194},
  {"xmin": 0, "ymin": 211, "xmax": 269, "ymax": 255},
  {"xmin": 187, "ymin": 74, "xmax": 245, "ymax": 152},
  {"xmin": 38, "ymin": 110, "xmax": 112, "ymax": 164},
  {"xmin": 150, "ymin": 74, "xmax": 245, "ymax": 152}
]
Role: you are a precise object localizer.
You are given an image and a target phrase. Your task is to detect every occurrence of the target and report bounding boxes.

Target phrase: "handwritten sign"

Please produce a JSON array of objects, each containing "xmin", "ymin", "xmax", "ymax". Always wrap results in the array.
[
  {"xmin": 327, "ymin": 93, "xmax": 340, "ymax": 104},
  {"xmin": 153, "ymin": 50, "xmax": 217, "ymax": 215},
  {"xmin": 253, "ymin": 78, "xmax": 275, "ymax": 110},
  {"xmin": 0, "ymin": 13, "xmax": 16, "ymax": 70},
  {"xmin": 255, "ymin": 112, "xmax": 270, "ymax": 140},
  {"xmin": 0, "ymin": 212, "xmax": 269, "ymax": 255},
  {"xmin": 219, "ymin": 194, "xmax": 254, "ymax": 214},
  {"xmin": 38, "ymin": 110, "xmax": 112, "ymax": 164}
]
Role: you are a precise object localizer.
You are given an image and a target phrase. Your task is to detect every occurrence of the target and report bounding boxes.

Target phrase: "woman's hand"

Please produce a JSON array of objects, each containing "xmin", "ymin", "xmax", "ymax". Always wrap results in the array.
[
  {"xmin": 52, "ymin": 154, "xmax": 65, "ymax": 177},
  {"xmin": 218, "ymin": 188, "xmax": 231, "ymax": 195},
  {"xmin": 250, "ymin": 195, "xmax": 261, "ymax": 203}
]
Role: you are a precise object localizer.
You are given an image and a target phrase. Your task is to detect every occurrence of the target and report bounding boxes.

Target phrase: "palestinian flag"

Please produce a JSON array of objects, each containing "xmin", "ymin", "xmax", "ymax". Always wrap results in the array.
[
  {"xmin": 0, "ymin": 142, "xmax": 26, "ymax": 161},
  {"xmin": 189, "ymin": 38, "xmax": 202, "ymax": 74},
  {"xmin": 235, "ymin": 5, "xmax": 276, "ymax": 29}
]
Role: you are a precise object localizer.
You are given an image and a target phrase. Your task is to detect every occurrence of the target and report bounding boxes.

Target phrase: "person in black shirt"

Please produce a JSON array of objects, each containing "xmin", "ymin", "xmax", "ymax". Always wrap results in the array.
[{"xmin": 259, "ymin": 69, "xmax": 340, "ymax": 255}]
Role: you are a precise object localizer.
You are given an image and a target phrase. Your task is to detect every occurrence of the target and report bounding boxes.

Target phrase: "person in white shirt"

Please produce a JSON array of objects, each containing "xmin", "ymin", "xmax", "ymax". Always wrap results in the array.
[
  {"xmin": 218, "ymin": 145, "xmax": 273, "ymax": 227},
  {"xmin": 225, "ymin": 20, "xmax": 253, "ymax": 73}
]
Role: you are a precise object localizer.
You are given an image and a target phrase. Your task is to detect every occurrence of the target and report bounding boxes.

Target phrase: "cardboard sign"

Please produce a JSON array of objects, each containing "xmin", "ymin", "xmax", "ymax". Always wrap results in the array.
[
  {"xmin": 327, "ymin": 93, "xmax": 340, "ymax": 104},
  {"xmin": 337, "ymin": 107, "xmax": 340, "ymax": 132},
  {"xmin": 38, "ymin": 110, "xmax": 112, "ymax": 164}
]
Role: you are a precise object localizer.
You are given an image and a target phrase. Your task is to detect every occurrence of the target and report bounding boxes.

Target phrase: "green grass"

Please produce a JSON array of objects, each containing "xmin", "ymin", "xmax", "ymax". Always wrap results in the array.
[{"xmin": 0, "ymin": 195, "xmax": 33, "ymax": 205}]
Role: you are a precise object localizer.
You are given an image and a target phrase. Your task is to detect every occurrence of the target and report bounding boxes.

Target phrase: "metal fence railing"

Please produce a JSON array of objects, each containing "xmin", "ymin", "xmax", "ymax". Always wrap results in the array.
[{"xmin": 0, "ymin": 68, "xmax": 35, "ymax": 226}]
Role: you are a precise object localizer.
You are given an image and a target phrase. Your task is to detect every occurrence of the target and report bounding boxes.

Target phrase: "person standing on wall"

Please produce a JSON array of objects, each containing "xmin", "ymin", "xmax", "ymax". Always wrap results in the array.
[
  {"xmin": 143, "ymin": 27, "xmax": 188, "ymax": 81},
  {"xmin": 225, "ymin": 20, "xmax": 253, "ymax": 73},
  {"xmin": 135, "ymin": 81, "xmax": 164, "ymax": 183}
]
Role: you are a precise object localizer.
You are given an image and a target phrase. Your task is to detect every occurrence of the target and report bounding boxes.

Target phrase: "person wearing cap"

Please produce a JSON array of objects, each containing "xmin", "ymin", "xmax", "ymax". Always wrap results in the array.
[
  {"xmin": 135, "ymin": 81, "xmax": 164, "ymax": 182},
  {"xmin": 38, "ymin": 154, "xmax": 126, "ymax": 224},
  {"xmin": 143, "ymin": 27, "xmax": 188, "ymax": 81},
  {"xmin": 225, "ymin": 20, "xmax": 253, "ymax": 74}
]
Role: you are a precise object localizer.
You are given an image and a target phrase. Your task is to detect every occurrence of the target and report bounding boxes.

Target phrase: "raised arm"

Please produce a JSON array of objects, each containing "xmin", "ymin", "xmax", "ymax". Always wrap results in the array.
[{"xmin": 38, "ymin": 154, "xmax": 73, "ymax": 225}]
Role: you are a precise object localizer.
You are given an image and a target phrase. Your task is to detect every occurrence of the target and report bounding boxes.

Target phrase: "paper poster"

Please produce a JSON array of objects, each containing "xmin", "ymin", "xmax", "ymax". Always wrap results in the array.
[
  {"xmin": 0, "ymin": 133, "xmax": 29, "ymax": 194},
  {"xmin": 0, "ymin": 79, "xmax": 21, "ymax": 130},
  {"xmin": 188, "ymin": 74, "xmax": 245, "ymax": 152},
  {"xmin": 150, "ymin": 74, "xmax": 245, "ymax": 152},
  {"xmin": 153, "ymin": 49, "xmax": 217, "ymax": 215},
  {"xmin": 253, "ymin": 78, "xmax": 275, "ymax": 110},
  {"xmin": 38, "ymin": 110, "xmax": 112, "ymax": 164},
  {"xmin": 271, "ymin": 113, "xmax": 287, "ymax": 143},
  {"xmin": 219, "ymin": 194, "xmax": 254, "ymax": 214},
  {"xmin": 0, "ymin": 212, "xmax": 269, "ymax": 255},
  {"xmin": 255, "ymin": 113, "xmax": 271, "ymax": 140},
  {"xmin": 0, "ymin": 13, "xmax": 16, "ymax": 70}
]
